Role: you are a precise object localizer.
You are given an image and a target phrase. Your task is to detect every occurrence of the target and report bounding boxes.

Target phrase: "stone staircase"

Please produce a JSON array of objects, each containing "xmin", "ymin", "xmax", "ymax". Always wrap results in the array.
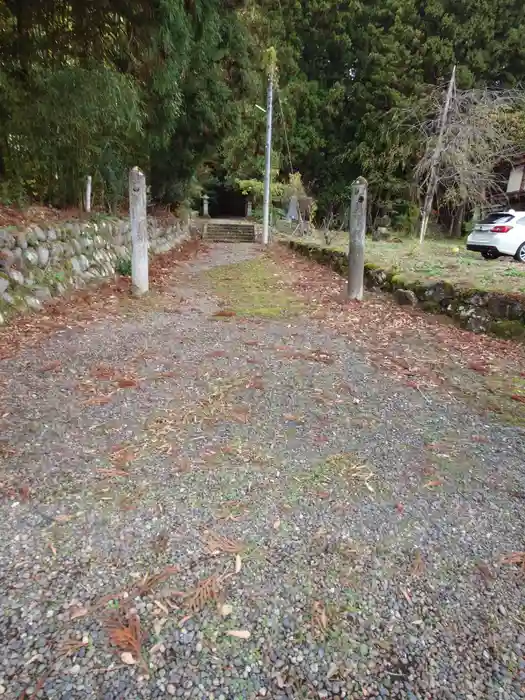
[{"xmin": 202, "ymin": 220, "xmax": 256, "ymax": 243}]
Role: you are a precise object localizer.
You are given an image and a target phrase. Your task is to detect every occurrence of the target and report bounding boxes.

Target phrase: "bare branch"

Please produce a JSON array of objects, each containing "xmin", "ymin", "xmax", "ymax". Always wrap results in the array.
[{"xmin": 407, "ymin": 85, "xmax": 525, "ymax": 209}]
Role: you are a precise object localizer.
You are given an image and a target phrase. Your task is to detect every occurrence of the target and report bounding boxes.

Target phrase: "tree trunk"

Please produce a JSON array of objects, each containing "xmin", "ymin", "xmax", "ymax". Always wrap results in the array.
[{"xmin": 452, "ymin": 201, "xmax": 465, "ymax": 238}]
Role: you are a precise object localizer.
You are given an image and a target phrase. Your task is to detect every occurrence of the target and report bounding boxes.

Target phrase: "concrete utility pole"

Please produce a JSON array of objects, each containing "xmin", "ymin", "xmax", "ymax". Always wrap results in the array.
[
  {"xmin": 262, "ymin": 48, "xmax": 276, "ymax": 246},
  {"xmin": 348, "ymin": 177, "xmax": 367, "ymax": 301},
  {"xmin": 419, "ymin": 65, "xmax": 456, "ymax": 244},
  {"xmin": 129, "ymin": 166, "xmax": 148, "ymax": 296},
  {"xmin": 85, "ymin": 175, "xmax": 92, "ymax": 213}
]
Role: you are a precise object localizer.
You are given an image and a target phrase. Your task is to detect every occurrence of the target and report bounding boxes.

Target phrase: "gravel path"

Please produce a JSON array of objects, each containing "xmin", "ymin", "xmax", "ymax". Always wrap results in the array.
[{"xmin": 1, "ymin": 242, "xmax": 525, "ymax": 700}]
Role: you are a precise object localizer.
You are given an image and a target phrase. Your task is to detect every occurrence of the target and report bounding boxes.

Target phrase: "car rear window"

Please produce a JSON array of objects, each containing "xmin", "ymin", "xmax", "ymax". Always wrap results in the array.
[{"xmin": 480, "ymin": 213, "xmax": 514, "ymax": 224}]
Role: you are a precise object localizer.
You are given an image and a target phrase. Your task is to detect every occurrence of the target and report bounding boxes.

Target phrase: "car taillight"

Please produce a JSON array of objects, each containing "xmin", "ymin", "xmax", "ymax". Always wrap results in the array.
[{"xmin": 491, "ymin": 225, "xmax": 512, "ymax": 233}]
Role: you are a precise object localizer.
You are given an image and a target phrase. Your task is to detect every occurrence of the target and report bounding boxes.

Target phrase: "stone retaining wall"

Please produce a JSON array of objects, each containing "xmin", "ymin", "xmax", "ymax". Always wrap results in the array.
[
  {"xmin": 0, "ymin": 217, "xmax": 190, "ymax": 324},
  {"xmin": 283, "ymin": 239, "xmax": 525, "ymax": 339}
]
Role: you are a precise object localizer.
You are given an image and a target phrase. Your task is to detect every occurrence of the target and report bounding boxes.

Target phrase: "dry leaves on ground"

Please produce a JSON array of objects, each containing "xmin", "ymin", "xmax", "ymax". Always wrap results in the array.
[
  {"xmin": 311, "ymin": 600, "xmax": 328, "ymax": 635},
  {"xmin": 183, "ymin": 565, "xmax": 234, "ymax": 614},
  {"xmin": 0, "ymin": 239, "xmax": 202, "ymax": 361},
  {"xmin": 103, "ymin": 605, "xmax": 148, "ymax": 673},
  {"xmin": 225, "ymin": 630, "xmax": 251, "ymax": 639},
  {"xmin": 184, "ymin": 575, "xmax": 222, "ymax": 613},
  {"xmin": 411, "ymin": 549, "xmax": 425, "ymax": 576},
  {"xmin": 152, "ymin": 531, "xmax": 169, "ymax": 554},
  {"xmin": 110, "ymin": 446, "xmax": 137, "ymax": 469},
  {"xmin": 57, "ymin": 638, "xmax": 88, "ymax": 658},
  {"xmin": 202, "ymin": 531, "xmax": 246, "ymax": 555},
  {"xmin": 273, "ymin": 245, "xmax": 525, "ymax": 420},
  {"xmin": 133, "ymin": 566, "xmax": 180, "ymax": 597},
  {"xmin": 501, "ymin": 551, "xmax": 525, "ymax": 572},
  {"xmin": 69, "ymin": 605, "xmax": 89, "ymax": 620}
]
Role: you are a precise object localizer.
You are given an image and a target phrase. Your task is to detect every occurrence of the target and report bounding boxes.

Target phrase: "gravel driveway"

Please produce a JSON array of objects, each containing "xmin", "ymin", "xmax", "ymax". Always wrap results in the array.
[{"xmin": 1, "ymin": 241, "xmax": 524, "ymax": 700}]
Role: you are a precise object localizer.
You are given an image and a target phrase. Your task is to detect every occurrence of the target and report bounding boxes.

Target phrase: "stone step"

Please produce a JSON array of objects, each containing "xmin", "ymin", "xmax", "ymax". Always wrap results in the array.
[
  {"xmin": 206, "ymin": 227, "xmax": 255, "ymax": 235},
  {"xmin": 203, "ymin": 222, "xmax": 256, "ymax": 242},
  {"xmin": 204, "ymin": 235, "xmax": 255, "ymax": 242}
]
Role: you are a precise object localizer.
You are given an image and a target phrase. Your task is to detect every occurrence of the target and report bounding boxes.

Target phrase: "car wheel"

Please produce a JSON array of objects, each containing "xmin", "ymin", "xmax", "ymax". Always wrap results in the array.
[
  {"xmin": 514, "ymin": 242, "xmax": 525, "ymax": 263},
  {"xmin": 481, "ymin": 250, "xmax": 500, "ymax": 260}
]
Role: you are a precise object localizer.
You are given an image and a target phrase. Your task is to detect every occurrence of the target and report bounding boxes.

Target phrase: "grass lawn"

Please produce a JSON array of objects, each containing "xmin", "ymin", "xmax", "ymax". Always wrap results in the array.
[{"xmin": 293, "ymin": 230, "xmax": 525, "ymax": 295}]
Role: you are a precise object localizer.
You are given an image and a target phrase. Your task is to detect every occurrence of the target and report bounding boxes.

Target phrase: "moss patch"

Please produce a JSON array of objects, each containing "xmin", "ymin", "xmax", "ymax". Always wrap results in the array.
[
  {"xmin": 206, "ymin": 256, "xmax": 304, "ymax": 318},
  {"xmin": 490, "ymin": 320, "xmax": 525, "ymax": 340}
]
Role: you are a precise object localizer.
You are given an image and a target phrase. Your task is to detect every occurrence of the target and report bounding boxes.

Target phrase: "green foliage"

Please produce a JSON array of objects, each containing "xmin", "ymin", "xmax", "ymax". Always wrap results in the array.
[
  {"xmin": 235, "ymin": 176, "xmax": 284, "ymax": 204},
  {"xmin": 116, "ymin": 257, "xmax": 132, "ymax": 277},
  {"xmin": 2, "ymin": 0, "xmax": 525, "ymax": 218},
  {"xmin": 0, "ymin": 0, "xmax": 256, "ymax": 207}
]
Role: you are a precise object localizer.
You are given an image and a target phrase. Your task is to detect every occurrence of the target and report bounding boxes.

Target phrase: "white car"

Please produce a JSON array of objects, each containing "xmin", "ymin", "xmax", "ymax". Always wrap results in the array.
[{"xmin": 467, "ymin": 210, "xmax": 525, "ymax": 262}]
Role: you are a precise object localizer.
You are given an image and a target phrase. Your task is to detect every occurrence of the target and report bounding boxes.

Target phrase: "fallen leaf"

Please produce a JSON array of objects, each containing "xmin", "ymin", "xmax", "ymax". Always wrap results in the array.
[
  {"xmin": 235, "ymin": 554, "xmax": 242, "ymax": 574},
  {"xmin": 311, "ymin": 600, "xmax": 328, "ymax": 633},
  {"xmin": 111, "ymin": 448, "xmax": 135, "ymax": 467},
  {"xmin": 395, "ymin": 502, "xmax": 404, "ymax": 514},
  {"xmin": 423, "ymin": 479, "xmax": 443, "ymax": 488},
  {"xmin": 212, "ymin": 310, "xmax": 236, "ymax": 318},
  {"xmin": 39, "ymin": 360, "xmax": 62, "ymax": 373},
  {"xmin": 85, "ymin": 395, "xmax": 113, "ymax": 406},
  {"xmin": 203, "ymin": 532, "xmax": 245, "ymax": 554},
  {"xmin": 283, "ymin": 413, "xmax": 303, "ymax": 422},
  {"xmin": 501, "ymin": 551, "xmax": 525, "ymax": 571},
  {"xmin": 153, "ymin": 618, "xmax": 167, "ymax": 636},
  {"xmin": 208, "ymin": 350, "xmax": 228, "ymax": 358},
  {"xmin": 220, "ymin": 603, "xmax": 233, "ymax": 617},
  {"xmin": 273, "ymin": 519, "xmax": 281, "ymax": 530},
  {"xmin": 96, "ymin": 468, "xmax": 129, "ymax": 477},
  {"xmin": 116, "ymin": 378, "xmax": 138, "ymax": 389},
  {"xmin": 19, "ymin": 484, "xmax": 30, "ymax": 502},
  {"xmin": 70, "ymin": 606, "xmax": 89, "ymax": 620},
  {"xmin": 475, "ymin": 560, "xmax": 495, "ymax": 582},
  {"xmin": 91, "ymin": 364, "xmax": 117, "ymax": 380},
  {"xmin": 467, "ymin": 361, "xmax": 489, "ymax": 374},
  {"xmin": 327, "ymin": 662, "xmax": 339, "ymax": 680},
  {"xmin": 153, "ymin": 600, "xmax": 170, "ymax": 615},
  {"xmin": 152, "ymin": 531, "xmax": 169, "ymax": 554},
  {"xmin": 511, "ymin": 394, "xmax": 525, "ymax": 404},
  {"xmin": 411, "ymin": 549, "xmax": 425, "ymax": 576},
  {"xmin": 225, "ymin": 630, "xmax": 251, "ymax": 639},
  {"xmin": 156, "ymin": 370, "xmax": 178, "ymax": 379},
  {"xmin": 54, "ymin": 514, "xmax": 74, "ymax": 523},
  {"xmin": 121, "ymin": 652, "xmax": 136, "ymax": 665},
  {"xmin": 246, "ymin": 379, "xmax": 264, "ymax": 390}
]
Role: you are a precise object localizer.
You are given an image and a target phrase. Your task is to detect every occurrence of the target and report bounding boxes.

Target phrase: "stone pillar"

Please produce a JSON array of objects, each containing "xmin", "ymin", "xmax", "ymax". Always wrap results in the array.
[
  {"xmin": 246, "ymin": 200, "xmax": 253, "ymax": 218},
  {"xmin": 348, "ymin": 176, "xmax": 367, "ymax": 301},
  {"xmin": 129, "ymin": 167, "xmax": 148, "ymax": 296},
  {"xmin": 202, "ymin": 194, "xmax": 210, "ymax": 218}
]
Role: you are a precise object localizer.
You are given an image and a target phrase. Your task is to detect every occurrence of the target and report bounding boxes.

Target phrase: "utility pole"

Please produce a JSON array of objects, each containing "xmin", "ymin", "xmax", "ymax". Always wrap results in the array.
[
  {"xmin": 419, "ymin": 65, "xmax": 456, "ymax": 244},
  {"xmin": 262, "ymin": 48, "xmax": 276, "ymax": 246}
]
